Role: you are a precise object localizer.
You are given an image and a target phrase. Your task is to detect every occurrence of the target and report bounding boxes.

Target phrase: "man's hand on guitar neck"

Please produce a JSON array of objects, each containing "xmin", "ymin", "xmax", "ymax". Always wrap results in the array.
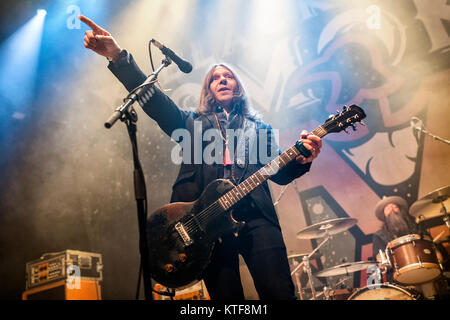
[{"xmin": 296, "ymin": 130, "xmax": 322, "ymax": 164}]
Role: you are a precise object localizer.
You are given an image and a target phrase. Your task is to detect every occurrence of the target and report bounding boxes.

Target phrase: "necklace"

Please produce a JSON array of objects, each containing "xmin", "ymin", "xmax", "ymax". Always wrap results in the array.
[{"xmin": 213, "ymin": 113, "xmax": 234, "ymax": 166}]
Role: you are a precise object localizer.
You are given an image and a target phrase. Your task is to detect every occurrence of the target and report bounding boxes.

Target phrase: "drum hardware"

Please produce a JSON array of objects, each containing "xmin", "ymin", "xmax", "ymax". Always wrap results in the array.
[
  {"xmin": 433, "ymin": 230, "xmax": 446, "ymax": 243},
  {"xmin": 378, "ymin": 249, "xmax": 390, "ymax": 267},
  {"xmin": 296, "ymin": 217, "xmax": 357, "ymax": 240},
  {"xmin": 410, "ymin": 185, "xmax": 450, "ymax": 229},
  {"xmin": 288, "ymin": 252, "xmax": 321, "ymax": 260},
  {"xmin": 315, "ymin": 275, "xmax": 352, "ymax": 300},
  {"xmin": 435, "ymin": 236, "xmax": 450, "ymax": 278},
  {"xmin": 293, "ymin": 217, "xmax": 358, "ymax": 300},
  {"xmin": 273, "ymin": 180, "xmax": 297, "ymax": 207},
  {"xmin": 385, "ymin": 234, "xmax": 442, "ymax": 285},
  {"xmin": 314, "ymin": 261, "xmax": 377, "ymax": 278},
  {"xmin": 314, "ymin": 261, "xmax": 377, "ymax": 300},
  {"xmin": 290, "ymin": 231, "xmax": 332, "ymax": 300},
  {"xmin": 290, "ymin": 258, "xmax": 304, "ymax": 300},
  {"xmin": 303, "ymin": 254, "xmax": 317, "ymax": 300},
  {"xmin": 416, "ymin": 281, "xmax": 439, "ymax": 299},
  {"xmin": 347, "ymin": 283, "xmax": 419, "ymax": 300},
  {"xmin": 288, "ymin": 252, "xmax": 323, "ymax": 300},
  {"xmin": 322, "ymin": 286, "xmax": 330, "ymax": 300}
]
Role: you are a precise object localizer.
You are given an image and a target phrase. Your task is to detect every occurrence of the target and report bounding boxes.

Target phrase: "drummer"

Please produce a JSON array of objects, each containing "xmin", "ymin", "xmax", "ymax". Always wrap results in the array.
[{"xmin": 372, "ymin": 196, "xmax": 423, "ymax": 281}]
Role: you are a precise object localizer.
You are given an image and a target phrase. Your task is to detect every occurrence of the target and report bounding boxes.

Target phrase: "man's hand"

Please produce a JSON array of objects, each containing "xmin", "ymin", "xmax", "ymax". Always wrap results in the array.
[
  {"xmin": 79, "ymin": 15, "xmax": 122, "ymax": 62},
  {"xmin": 295, "ymin": 130, "xmax": 322, "ymax": 164}
]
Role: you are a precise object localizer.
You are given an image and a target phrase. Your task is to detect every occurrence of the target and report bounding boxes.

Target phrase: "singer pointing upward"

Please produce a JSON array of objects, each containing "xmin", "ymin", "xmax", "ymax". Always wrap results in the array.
[{"xmin": 80, "ymin": 15, "xmax": 322, "ymax": 300}]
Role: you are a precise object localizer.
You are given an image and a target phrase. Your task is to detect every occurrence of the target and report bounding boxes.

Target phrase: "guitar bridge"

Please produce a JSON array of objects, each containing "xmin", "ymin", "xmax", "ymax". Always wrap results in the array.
[{"xmin": 175, "ymin": 222, "xmax": 193, "ymax": 246}]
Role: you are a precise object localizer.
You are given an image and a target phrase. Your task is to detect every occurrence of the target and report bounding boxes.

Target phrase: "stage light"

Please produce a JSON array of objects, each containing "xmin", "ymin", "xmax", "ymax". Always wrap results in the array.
[
  {"xmin": 37, "ymin": 9, "xmax": 47, "ymax": 17},
  {"xmin": 0, "ymin": 9, "xmax": 47, "ymax": 118}
]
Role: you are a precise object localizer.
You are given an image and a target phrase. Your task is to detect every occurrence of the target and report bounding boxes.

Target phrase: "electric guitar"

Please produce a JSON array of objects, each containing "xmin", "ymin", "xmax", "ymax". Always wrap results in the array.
[{"xmin": 146, "ymin": 105, "xmax": 366, "ymax": 288}]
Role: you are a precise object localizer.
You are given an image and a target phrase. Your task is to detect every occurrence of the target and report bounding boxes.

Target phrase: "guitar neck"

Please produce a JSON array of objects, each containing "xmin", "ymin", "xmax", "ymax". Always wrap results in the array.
[{"xmin": 217, "ymin": 126, "xmax": 328, "ymax": 210}]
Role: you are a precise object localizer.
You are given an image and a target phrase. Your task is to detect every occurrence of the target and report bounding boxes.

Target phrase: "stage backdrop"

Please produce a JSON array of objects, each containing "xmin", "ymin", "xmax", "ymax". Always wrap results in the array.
[{"xmin": 0, "ymin": 0, "xmax": 449, "ymax": 299}]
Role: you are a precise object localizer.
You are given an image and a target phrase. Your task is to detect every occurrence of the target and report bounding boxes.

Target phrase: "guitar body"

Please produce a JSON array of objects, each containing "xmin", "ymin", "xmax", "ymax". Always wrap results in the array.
[{"xmin": 146, "ymin": 179, "xmax": 240, "ymax": 288}]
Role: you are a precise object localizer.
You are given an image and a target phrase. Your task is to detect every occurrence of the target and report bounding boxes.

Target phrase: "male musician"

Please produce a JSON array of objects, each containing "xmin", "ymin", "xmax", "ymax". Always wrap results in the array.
[
  {"xmin": 372, "ymin": 196, "xmax": 420, "ymax": 281},
  {"xmin": 372, "ymin": 196, "xmax": 419, "ymax": 261},
  {"xmin": 80, "ymin": 15, "xmax": 322, "ymax": 300}
]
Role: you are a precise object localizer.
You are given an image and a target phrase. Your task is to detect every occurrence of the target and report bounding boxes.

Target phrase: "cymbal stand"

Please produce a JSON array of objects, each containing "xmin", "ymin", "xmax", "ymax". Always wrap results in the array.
[
  {"xmin": 315, "ymin": 275, "xmax": 352, "ymax": 300},
  {"xmin": 273, "ymin": 180, "xmax": 297, "ymax": 206},
  {"xmin": 440, "ymin": 200, "xmax": 450, "ymax": 230},
  {"xmin": 303, "ymin": 255, "xmax": 317, "ymax": 299},
  {"xmin": 291, "ymin": 231, "xmax": 331, "ymax": 300},
  {"xmin": 291, "ymin": 259, "xmax": 304, "ymax": 300}
]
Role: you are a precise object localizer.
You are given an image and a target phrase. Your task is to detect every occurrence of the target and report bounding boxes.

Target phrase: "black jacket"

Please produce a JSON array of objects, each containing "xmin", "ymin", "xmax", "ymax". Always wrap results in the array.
[{"xmin": 108, "ymin": 51, "xmax": 311, "ymax": 228}]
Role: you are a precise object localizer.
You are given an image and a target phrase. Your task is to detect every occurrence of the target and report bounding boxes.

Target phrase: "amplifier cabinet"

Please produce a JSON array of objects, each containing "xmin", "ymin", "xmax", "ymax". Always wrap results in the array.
[
  {"xmin": 22, "ymin": 279, "xmax": 101, "ymax": 300},
  {"xmin": 25, "ymin": 250, "xmax": 103, "ymax": 290}
]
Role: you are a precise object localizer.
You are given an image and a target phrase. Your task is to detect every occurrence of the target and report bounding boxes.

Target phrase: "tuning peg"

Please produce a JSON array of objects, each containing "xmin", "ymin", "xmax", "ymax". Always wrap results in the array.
[
  {"xmin": 342, "ymin": 105, "xmax": 348, "ymax": 111},
  {"xmin": 351, "ymin": 123, "xmax": 357, "ymax": 131},
  {"xmin": 359, "ymin": 120, "xmax": 366, "ymax": 126},
  {"xmin": 344, "ymin": 129, "xmax": 350, "ymax": 134}
]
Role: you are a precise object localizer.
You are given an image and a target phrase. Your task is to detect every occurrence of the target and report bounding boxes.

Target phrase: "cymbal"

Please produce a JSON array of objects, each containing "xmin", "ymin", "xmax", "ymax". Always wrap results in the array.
[
  {"xmin": 410, "ymin": 185, "xmax": 450, "ymax": 221},
  {"xmin": 296, "ymin": 218, "xmax": 357, "ymax": 239},
  {"xmin": 315, "ymin": 261, "xmax": 377, "ymax": 278}
]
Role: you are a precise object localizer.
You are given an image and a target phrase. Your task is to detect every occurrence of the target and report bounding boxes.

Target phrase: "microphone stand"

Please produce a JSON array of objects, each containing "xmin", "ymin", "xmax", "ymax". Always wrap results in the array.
[
  {"xmin": 104, "ymin": 58, "xmax": 172, "ymax": 301},
  {"xmin": 411, "ymin": 117, "xmax": 450, "ymax": 146},
  {"xmin": 105, "ymin": 58, "xmax": 172, "ymax": 129}
]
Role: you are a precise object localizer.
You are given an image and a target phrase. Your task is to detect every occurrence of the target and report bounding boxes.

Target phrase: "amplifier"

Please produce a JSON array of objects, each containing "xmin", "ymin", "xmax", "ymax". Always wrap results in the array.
[
  {"xmin": 25, "ymin": 250, "xmax": 103, "ymax": 290},
  {"xmin": 22, "ymin": 279, "xmax": 101, "ymax": 300}
]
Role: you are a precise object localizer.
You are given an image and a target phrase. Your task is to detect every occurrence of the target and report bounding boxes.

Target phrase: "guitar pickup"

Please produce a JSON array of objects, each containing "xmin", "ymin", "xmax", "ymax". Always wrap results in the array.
[{"xmin": 175, "ymin": 222, "xmax": 193, "ymax": 246}]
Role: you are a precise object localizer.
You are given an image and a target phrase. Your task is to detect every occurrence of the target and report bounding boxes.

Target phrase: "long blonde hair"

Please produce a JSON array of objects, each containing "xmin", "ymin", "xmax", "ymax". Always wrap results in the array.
[{"xmin": 195, "ymin": 64, "xmax": 260, "ymax": 121}]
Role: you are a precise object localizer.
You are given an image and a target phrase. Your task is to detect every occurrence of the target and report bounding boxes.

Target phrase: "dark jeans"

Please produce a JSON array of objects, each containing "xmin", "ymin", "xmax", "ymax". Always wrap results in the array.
[{"xmin": 202, "ymin": 219, "xmax": 296, "ymax": 300}]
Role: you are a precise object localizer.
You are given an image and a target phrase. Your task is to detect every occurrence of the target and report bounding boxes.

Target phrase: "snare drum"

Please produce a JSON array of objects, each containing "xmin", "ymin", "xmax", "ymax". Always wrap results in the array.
[
  {"xmin": 348, "ymin": 283, "xmax": 418, "ymax": 300},
  {"xmin": 386, "ymin": 234, "xmax": 441, "ymax": 285}
]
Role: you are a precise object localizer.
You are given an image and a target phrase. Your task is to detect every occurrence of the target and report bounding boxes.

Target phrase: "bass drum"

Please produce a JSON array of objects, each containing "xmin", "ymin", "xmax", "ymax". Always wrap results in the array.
[{"xmin": 348, "ymin": 284, "xmax": 419, "ymax": 300}]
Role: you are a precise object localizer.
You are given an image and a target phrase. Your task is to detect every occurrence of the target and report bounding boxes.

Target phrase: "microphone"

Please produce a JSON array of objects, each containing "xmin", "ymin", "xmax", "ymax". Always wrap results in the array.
[
  {"xmin": 410, "ymin": 116, "xmax": 423, "ymax": 140},
  {"xmin": 410, "ymin": 117, "xmax": 423, "ymax": 131},
  {"xmin": 151, "ymin": 39, "xmax": 193, "ymax": 73}
]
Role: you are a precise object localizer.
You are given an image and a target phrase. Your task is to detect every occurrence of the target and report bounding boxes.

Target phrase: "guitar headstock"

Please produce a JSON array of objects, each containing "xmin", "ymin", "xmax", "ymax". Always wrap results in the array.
[{"xmin": 323, "ymin": 105, "xmax": 366, "ymax": 134}]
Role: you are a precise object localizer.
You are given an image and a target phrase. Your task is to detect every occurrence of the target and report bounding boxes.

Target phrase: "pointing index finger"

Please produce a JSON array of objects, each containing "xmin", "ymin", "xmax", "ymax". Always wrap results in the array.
[{"xmin": 79, "ymin": 15, "xmax": 102, "ymax": 32}]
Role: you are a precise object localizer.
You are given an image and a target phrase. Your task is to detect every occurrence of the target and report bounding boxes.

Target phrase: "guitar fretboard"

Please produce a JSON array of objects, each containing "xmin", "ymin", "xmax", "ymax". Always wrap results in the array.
[{"xmin": 217, "ymin": 126, "xmax": 327, "ymax": 210}]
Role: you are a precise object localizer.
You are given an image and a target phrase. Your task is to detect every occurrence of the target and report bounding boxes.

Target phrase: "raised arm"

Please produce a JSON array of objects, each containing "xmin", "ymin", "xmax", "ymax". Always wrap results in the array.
[{"xmin": 79, "ymin": 15, "xmax": 191, "ymax": 136}]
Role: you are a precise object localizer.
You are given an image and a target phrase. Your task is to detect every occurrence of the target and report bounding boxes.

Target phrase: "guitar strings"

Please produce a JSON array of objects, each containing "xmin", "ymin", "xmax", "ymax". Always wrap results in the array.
[
  {"xmin": 183, "ymin": 201, "xmax": 221, "ymax": 234},
  {"xmin": 183, "ymin": 176, "xmax": 259, "ymax": 233},
  {"xmin": 182, "ymin": 149, "xmax": 301, "ymax": 234},
  {"xmin": 182, "ymin": 176, "xmax": 264, "ymax": 235}
]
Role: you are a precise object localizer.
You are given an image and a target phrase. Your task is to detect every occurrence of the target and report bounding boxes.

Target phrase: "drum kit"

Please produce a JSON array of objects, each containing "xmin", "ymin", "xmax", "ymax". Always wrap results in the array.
[{"xmin": 290, "ymin": 185, "xmax": 450, "ymax": 300}]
